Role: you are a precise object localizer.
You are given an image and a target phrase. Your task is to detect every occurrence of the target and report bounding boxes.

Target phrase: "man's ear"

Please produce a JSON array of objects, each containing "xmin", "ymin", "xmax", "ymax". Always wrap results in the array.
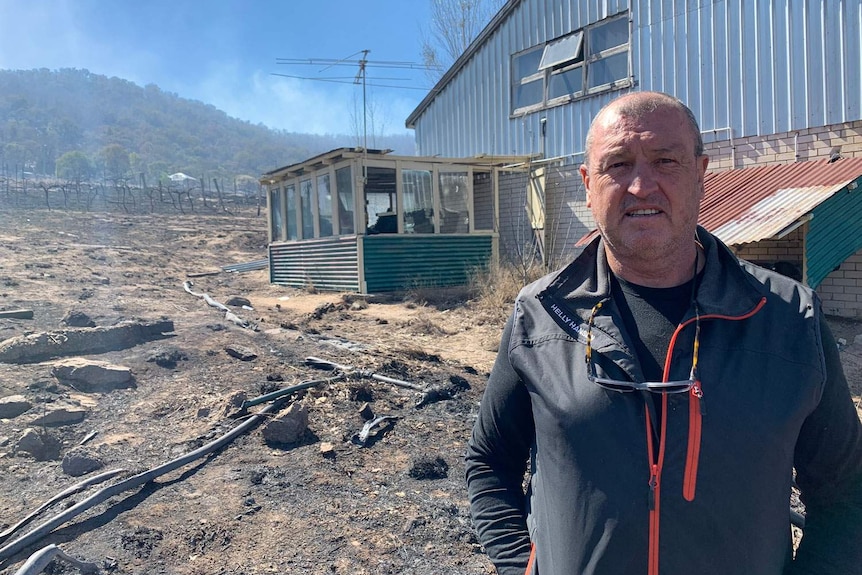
[{"xmin": 579, "ymin": 164, "xmax": 592, "ymax": 207}]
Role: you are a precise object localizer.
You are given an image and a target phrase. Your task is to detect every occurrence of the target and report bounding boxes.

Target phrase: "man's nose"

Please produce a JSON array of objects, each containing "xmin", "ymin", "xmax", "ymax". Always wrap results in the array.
[{"xmin": 627, "ymin": 163, "xmax": 659, "ymax": 196}]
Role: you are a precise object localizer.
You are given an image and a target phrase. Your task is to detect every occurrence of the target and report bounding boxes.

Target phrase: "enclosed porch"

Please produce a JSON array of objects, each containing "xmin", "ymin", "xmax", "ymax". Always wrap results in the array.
[{"xmin": 261, "ymin": 148, "xmax": 530, "ymax": 293}]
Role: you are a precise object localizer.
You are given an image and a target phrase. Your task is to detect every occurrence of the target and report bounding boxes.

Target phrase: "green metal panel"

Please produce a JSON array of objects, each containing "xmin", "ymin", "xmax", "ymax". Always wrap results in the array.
[
  {"xmin": 361, "ymin": 234, "xmax": 494, "ymax": 292},
  {"xmin": 269, "ymin": 236, "xmax": 360, "ymax": 292},
  {"xmin": 806, "ymin": 179, "xmax": 862, "ymax": 289}
]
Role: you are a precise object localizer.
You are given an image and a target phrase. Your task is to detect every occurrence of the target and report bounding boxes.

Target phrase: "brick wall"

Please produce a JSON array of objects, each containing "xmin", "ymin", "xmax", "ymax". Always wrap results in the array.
[
  {"xmin": 705, "ymin": 120, "xmax": 862, "ymax": 172},
  {"xmin": 816, "ymin": 250, "xmax": 862, "ymax": 319}
]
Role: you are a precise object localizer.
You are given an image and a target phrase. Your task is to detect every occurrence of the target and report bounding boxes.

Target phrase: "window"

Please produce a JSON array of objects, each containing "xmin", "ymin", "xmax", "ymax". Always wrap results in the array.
[
  {"xmin": 438, "ymin": 171, "xmax": 469, "ymax": 234},
  {"xmin": 511, "ymin": 13, "xmax": 630, "ymax": 113},
  {"xmin": 299, "ymin": 178, "xmax": 313, "ymax": 239},
  {"xmin": 286, "ymin": 184, "xmax": 297, "ymax": 240},
  {"xmin": 269, "ymin": 187, "xmax": 284, "ymax": 241},
  {"xmin": 365, "ymin": 166, "xmax": 397, "ymax": 234},
  {"xmin": 317, "ymin": 173, "xmax": 332, "ymax": 237},
  {"xmin": 336, "ymin": 166, "xmax": 354, "ymax": 234},
  {"xmin": 402, "ymin": 169, "xmax": 435, "ymax": 233}
]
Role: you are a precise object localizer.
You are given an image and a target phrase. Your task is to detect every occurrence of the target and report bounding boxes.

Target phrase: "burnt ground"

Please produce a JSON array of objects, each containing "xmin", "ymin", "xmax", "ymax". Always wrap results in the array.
[{"xmin": 0, "ymin": 208, "xmax": 859, "ymax": 575}]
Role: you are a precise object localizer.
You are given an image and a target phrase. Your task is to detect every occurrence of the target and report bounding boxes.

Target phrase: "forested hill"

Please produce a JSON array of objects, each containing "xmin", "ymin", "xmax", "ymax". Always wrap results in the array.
[{"xmin": 0, "ymin": 68, "xmax": 415, "ymax": 184}]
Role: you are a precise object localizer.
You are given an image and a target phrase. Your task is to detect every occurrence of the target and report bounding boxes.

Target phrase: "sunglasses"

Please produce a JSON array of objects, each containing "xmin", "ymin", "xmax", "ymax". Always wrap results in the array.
[{"xmin": 585, "ymin": 300, "xmax": 701, "ymax": 394}]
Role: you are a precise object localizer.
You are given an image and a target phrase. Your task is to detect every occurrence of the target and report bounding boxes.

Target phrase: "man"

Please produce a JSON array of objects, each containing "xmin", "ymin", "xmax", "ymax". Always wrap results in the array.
[{"xmin": 465, "ymin": 91, "xmax": 862, "ymax": 574}]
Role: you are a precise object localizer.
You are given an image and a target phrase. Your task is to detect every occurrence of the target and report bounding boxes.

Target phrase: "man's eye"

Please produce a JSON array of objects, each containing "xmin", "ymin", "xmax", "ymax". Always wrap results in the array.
[{"xmin": 657, "ymin": 158, "xmax": 676, "ymax": 164}]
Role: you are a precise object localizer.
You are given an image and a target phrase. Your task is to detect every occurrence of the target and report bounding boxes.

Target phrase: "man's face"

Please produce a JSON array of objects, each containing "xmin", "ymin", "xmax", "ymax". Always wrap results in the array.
[{"xmin": 579, "ymin": 106, "xmax": 709, "ymax": 267}]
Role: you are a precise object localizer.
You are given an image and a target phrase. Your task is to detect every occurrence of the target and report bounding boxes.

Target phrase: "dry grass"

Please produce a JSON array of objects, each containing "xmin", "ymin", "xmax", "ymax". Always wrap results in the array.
[{"xmin": 468, "ymin": 261, "xmax": 547, "ymax": 322}]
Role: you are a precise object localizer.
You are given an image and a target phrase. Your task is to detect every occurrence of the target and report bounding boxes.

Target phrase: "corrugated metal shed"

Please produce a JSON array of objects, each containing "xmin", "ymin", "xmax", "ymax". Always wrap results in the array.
[
  {"xmin": 700, "ymin": 157, "xmax": 862, "ymax": 245},
  {"xmin": 407, "ymin": 0, "xmax": 862, "ymax": 160}
]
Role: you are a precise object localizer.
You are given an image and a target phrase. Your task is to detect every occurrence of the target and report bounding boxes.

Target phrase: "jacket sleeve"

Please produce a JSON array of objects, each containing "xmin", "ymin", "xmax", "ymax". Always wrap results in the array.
[
  {"xmin": 465, "ymin": 315, "xmax": 535, "ymax": 575},
  {"xmin": 788, "ymin": 317, "xmax": 862, "ymax": 575}
]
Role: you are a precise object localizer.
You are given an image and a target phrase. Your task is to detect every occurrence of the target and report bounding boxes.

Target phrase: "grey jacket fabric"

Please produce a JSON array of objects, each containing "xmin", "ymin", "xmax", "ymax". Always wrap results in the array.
[{"xmin": 466, "ymin": 227, "xmax": 862, "ymax": 575}]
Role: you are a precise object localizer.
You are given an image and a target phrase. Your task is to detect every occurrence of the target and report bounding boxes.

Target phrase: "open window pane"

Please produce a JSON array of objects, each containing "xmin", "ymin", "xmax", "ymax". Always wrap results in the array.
[
  {"xmin": 549, "ymin": 65, "xmax": 584, "ymax": 99},
  {"xmin": 589, "ymin": 17, "xmax": 628, "ymax": 55},
  {"xmin": 317, "ymin": 173, "xmax": 332, "ymax": 237},
  {"xmin": 403, "ymin": 169, "xmax": 435, "ymax": 233},
  {"xmin": 539, "ymin": 31, "xmax": 583, "ymax": 70},
  {"xmin": 336, "ymin": 165, "xmax": 354, "ymax": 234},
  {"xmin": 365, "ymin": 166, "xmax": 397, "ymax": 234},
  {"xmin": 299, "ymin": 178, "xmax": 314, "ymax": 238},
  {"xmin": 286, "ymin": 184, "xmax": 297, "ymax": 240},
  {"xmin": 587, "ymin": 51, "xmax": 628, "ymax": 88},
  {"xmin": 439, "ymin": 171, "xmax": 469, "ymax": 234}
]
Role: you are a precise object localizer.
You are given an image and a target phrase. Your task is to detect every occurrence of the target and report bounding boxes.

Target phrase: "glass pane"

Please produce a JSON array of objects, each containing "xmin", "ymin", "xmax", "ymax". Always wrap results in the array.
[
  {"xmin": 336, "ymin": 165, "xmax": 354, "ymax": 235},
  {"xmin": 402, "ymin": 169, "xmax": 435, "ymax": 233},
  {"xmin": 514, "ymin": 78, "xmax": 543, "ymax": 109},
  {"xmin": 589, "ymin": 17, "xmax": 628, "ymax": 55},
  {"xmin": 587, "ymin": 51, "xmax": 628, "ymax": 89},
  {"xmin": 317, "ymin": 173, "xmax": 332, "ymax": 237},
  {"xmin": 513, "ymin": 47, "xmax": 543, "ymax": 79},
  {"xmin": 300, "ymin": 178, "xmax": 314, "ymax": 238},
  {"xmin": 539, "ymin": 31, "xmax": 583, "ymax": 70},
  {"xmin": 473, "ymin": 171, "xmax": 494, "ymax": 231},
  {"xmin": 438, "ymin": 171, "xmax": 469, "ymax": 234},
  {"xmin": 286, "ymin": 184, "xmax": 297, "ymax": 240},
  {"xmin": 269, "ymin": 187, "xmax": 283, "ymax": 241},
  {"xmin": 549, "ymin": 65, "xmax": 583, "ymax": 99},
  {"xmin": 365, "ymin": 166, "xmax": 397, "ymax": 234}
]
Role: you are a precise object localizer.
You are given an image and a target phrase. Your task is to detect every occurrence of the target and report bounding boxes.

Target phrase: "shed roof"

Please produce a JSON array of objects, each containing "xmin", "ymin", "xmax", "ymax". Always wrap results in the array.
[{"xmin": 700, "ymin": 157, "xmax": 862, "ymax": 245}]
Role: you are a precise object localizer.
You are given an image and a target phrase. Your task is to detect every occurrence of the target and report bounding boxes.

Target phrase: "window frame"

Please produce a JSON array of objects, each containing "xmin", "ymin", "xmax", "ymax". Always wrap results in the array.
[{"xmin": 510, "ymin": 12, "xmax": 631, "ymax": 115}]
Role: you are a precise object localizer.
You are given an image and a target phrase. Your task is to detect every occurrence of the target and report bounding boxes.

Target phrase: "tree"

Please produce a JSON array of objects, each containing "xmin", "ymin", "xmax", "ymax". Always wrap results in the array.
[
  {"xmin": 55, "ymin": 151, "xmax": 93, "ymax": 181},
  {"xmin": 421, "ymin": 0, "xmax": 505, "ymax": 82},
  {"xmin": 98, "ymin": 144, "xmax": 130, "ymax": 181}
]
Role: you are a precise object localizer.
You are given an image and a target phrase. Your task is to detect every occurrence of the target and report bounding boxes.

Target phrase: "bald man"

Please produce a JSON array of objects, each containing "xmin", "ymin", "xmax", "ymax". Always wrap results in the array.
[{"xmin": 466, "ymin": 92, "xmax": 862, "ymax": 575}]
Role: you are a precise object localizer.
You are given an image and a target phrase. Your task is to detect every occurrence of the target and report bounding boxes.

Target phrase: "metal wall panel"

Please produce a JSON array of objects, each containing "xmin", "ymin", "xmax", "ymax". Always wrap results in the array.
[
  {"xmin": 411, "ymin": 0, "xmax": 862, "ymax": 159},
  {"xmin": 805, "ymin": 177, "xmax": 862, "ymax": 288},
  {"xmin": 361, "ymin": 234, "xmax": 494, "ymax": 292},
  {"xmin": 269, "ymin": 236, "xmax": 360, "ymax": 292}
]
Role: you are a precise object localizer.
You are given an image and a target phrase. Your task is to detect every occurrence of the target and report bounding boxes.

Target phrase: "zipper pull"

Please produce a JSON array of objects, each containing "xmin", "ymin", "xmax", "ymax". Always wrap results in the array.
[
  {"xmin": 648, "ymin": 464, "xmax": 658, "ymax": 510},
  {"xmin": 692, "ymin": 382, "xmax": 705, "ymax": 415}
]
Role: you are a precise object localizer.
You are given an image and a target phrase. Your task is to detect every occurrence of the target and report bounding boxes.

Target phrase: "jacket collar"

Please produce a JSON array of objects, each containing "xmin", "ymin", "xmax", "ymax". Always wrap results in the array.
[{"xmin": 542, "ymin": 226, "xmax": 766, "ymax": 322}]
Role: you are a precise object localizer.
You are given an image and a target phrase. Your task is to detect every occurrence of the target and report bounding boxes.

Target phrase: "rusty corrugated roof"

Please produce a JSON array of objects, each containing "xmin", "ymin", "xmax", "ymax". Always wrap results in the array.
[{"xmin": 700, "ymin": 157, "xmax": 862, "ymax": 245}]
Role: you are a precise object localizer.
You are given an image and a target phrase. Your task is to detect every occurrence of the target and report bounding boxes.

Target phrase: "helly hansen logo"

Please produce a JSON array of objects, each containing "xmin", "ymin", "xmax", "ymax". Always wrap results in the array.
[{"xmin": 550, "ymin": 303, "xmax": 585, "ymax": 336}]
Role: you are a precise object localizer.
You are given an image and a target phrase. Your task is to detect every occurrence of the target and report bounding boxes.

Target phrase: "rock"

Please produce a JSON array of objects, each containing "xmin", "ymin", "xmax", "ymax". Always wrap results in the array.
[
  {"xmin": 146, "ymin": 346, "xmax": 188, "ymax": 368},
  {"xmin": 222, "ymin": 390, "xmax": 248, "ymax": 416},
  {"xmin": 29, "ymin": 402, "xmax": 88, "ymax": 426},
  {"xmin": 16, "ymin": 427, "xmax": 62, "ymax": 460},
  {"xmin": 52, "ymin": 357, "xmax": 134, "ymax": 392},
  {"xmin": 319, "ymin": 442, "xmax": 336, "ymax": 459},
  {"xmin": 225, "ymin": 345, "xmax": 257, "ymax": 361},
  {"xmin": 854, "ymin": 334, "xmax": 862, "ymax": 346},
  {"xmin": 62, "ymin": 446, "xmax": 104, "ymax": 476},
  {"xmin": 262, "ymin": 402, "xmax": 309, "ymax": 445},
  {"xmin": 349, "ymin": 299, "xmax": 368, "ymax": 311},
  {"xmin": 225, "ymin": 296, "xmax": 252, "ymax": 308},
  {"xmin": 61, "ymin": 310, "xmax": 96, "ymax": 328},
  {"xmin": 0, "ymin": 394, "xmax": 32, "ymax": 419}
]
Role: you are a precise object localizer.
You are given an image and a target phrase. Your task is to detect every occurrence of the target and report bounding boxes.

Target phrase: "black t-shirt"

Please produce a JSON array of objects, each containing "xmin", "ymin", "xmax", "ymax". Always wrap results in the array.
[{"xmin": 610, "ymin": 274, "xmax": 699, "ymax": 382}]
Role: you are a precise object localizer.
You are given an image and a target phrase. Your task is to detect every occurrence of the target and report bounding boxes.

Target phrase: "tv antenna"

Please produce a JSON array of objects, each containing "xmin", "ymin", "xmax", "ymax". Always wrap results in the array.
[{"xmin": 272, "ymin": 50, "xmax": 438, "ymax": 152}]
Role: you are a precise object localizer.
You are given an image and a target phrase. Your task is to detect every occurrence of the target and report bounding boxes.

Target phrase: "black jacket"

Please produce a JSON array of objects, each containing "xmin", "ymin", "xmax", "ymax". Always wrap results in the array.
[{"xmin": 466, "ymin": 228, "xmax": 862, "ymax": 575}]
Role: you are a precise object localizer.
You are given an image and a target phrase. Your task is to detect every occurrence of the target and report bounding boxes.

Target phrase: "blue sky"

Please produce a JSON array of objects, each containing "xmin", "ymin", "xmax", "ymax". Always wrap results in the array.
[{"xmin": 0, "ymin": 0, "xmax": 439, "ymax": 135}]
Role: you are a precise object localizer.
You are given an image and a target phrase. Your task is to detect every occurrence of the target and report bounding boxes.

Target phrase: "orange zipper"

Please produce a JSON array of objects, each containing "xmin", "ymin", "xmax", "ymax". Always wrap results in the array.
[
  {"xmin": 524, "ymin": 542, "xmax": 536, "ymax": 575},
  {"xmin": 680, "ymin": 298, "xmax": 767, "ymax": 502},
  {"xmin": 649, "ymin": 297, "xmax": 767, "ymax": 572}
]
